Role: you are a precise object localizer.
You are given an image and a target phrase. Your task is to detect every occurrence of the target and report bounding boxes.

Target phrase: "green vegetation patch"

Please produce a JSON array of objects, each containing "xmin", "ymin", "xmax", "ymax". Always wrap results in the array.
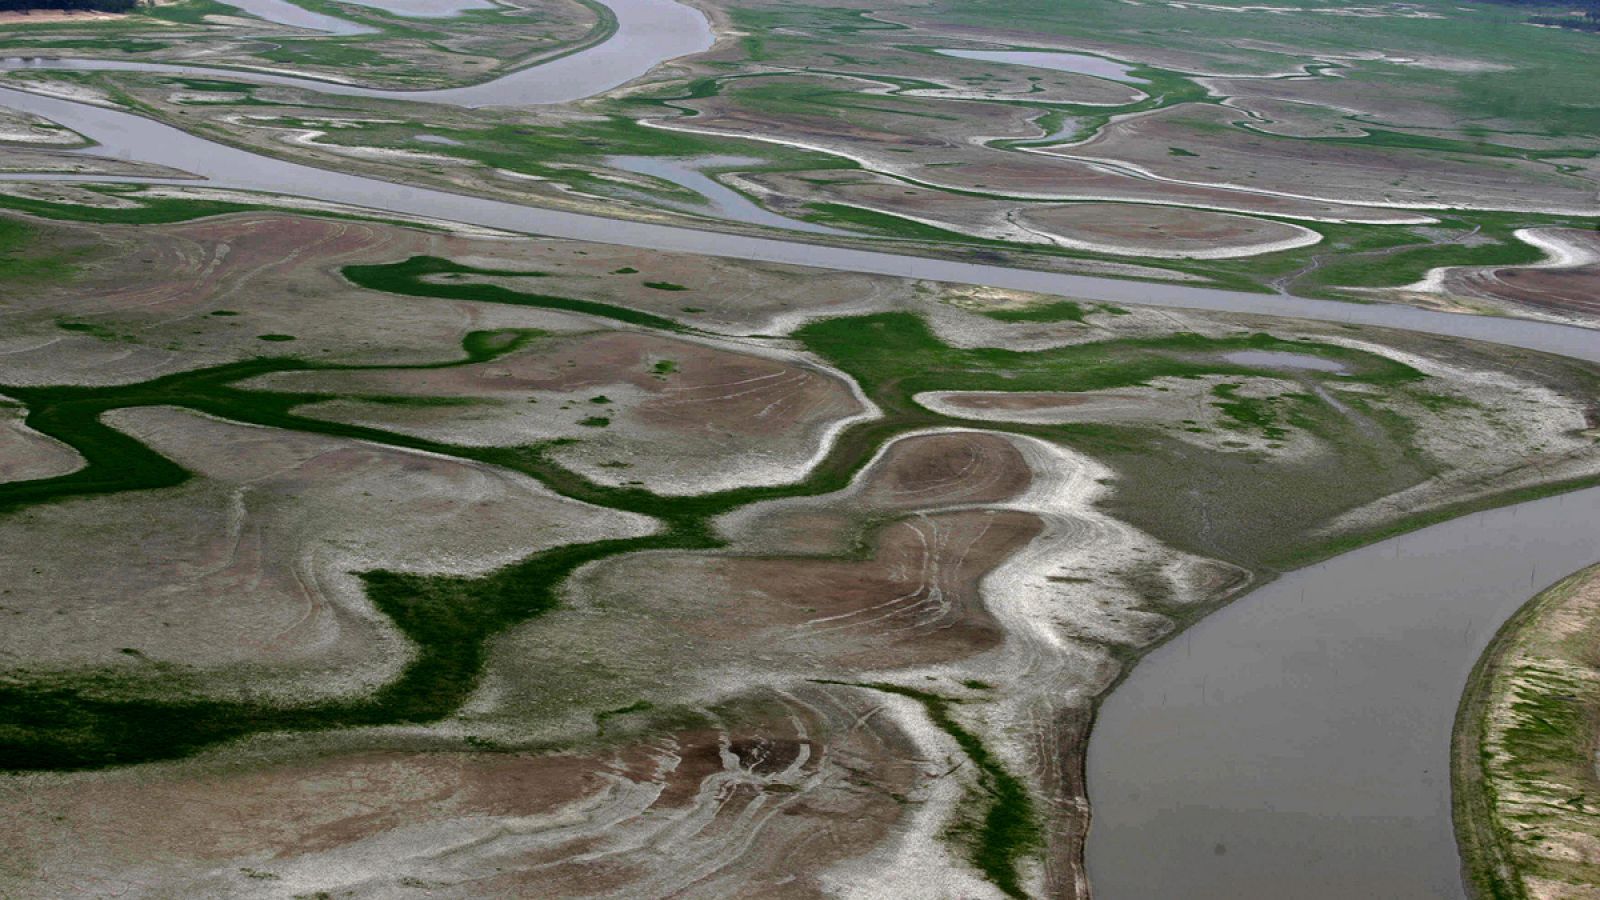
[
  {"xmin": 0, "ymin": 219, "xmax": 79, "ymax": 285},
  {"xmin": 343, "ymin": 256, "xmax": 692, "ymax": 332},
  {"xmin": 978, "ymin": 300, "xmax": 1088, "ymax": 324},
  {"xmin": 843, "ymin": 682, "xmax": 1041, "ymax": 897}
]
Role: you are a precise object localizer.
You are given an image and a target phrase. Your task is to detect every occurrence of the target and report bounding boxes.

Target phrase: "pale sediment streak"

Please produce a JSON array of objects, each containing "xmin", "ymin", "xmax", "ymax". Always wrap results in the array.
[
  {"xmin": 805, "ymin": 429, "xmax": 1244, "ymax": 897},
  {"xmin": 1398, "ymin": 226, "xmax": 1600, "ymax": 295}
]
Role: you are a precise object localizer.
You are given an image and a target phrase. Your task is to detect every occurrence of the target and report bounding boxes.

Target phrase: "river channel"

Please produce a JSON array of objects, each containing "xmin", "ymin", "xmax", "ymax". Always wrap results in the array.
[{"xmin": 1, "ymin": 0, "xmax": 713, "ymax": 107}]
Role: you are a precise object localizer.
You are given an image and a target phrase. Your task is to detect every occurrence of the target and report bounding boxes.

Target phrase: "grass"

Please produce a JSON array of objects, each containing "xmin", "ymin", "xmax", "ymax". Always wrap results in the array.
[
  {"xmin": 931, "ymin": 0, "xmax": 1600, "ymax": 139},
  {"xmin": 978, "ymin": 301, "xmax": 1087, "ymax": 323},
  {"xmin": 0, "ymin": 219, "xmax": 79, "ymax": 285},
  {"xmin": 794, "ymin": 311, "xmax": 1422, "ymax": 400},
  {"xmin": 845, "ymin": 682, "xmax": 1041, "ymax": 898},
  {"xmin": 342, "ymin": 256, "xmax": 693, "ymax": 333},
  {"xmin": 1454, "ymin": 564, "xmax": 1600, "ymax": 900}
]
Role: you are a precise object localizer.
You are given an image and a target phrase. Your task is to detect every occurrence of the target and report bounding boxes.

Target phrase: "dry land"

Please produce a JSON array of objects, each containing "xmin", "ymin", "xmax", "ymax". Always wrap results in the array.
[{"xmin": 1456, "ymin": 564, "xmax": 1600, "ymax": 900}]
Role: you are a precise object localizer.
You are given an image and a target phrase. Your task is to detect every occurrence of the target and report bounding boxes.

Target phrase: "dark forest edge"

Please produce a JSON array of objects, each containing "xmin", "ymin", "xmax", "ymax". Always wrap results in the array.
[{"xmin": 0, "ymin": 0, "xmax": 139, "ymax": 12}]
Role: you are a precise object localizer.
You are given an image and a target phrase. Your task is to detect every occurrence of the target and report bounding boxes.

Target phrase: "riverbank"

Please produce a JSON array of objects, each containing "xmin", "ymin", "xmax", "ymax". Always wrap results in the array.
[{"xmin": 1455, "ymin": 563, "xmax": 1600, "ymax": 900}]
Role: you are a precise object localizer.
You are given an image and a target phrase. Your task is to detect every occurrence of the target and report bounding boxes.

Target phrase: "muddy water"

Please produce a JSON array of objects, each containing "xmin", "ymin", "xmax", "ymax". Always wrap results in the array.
[
  {"xmin": 0, "ymin": 0, "xmax": 712, "ymax": 108},
  {"xmin": 214, "ymin": 0, "xmax": 373, "ymax": 34},
  {"xmin": 1087, "ymin": 489, "xmax": 1600, "ymax": 898},
  {"xmin": 339, "ymin": 0, "xmax": 493, "ymax": 17},
  {"xmin": 605, "ymin": 155, "xmax": 849, "ymax": 235}
]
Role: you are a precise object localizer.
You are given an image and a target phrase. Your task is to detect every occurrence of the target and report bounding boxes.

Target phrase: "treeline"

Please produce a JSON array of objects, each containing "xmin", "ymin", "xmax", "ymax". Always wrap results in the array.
[
  {"xmin": 1531, "ymin": 13, "xmax": 1600, "ymax": 30},
  {"xmin": 0, "ymin": 0, "xmax": 140, "ymax": 11},
  {"xmin": 1474, "ymin": 0, "xmax": 1600, "ymax": 32}
]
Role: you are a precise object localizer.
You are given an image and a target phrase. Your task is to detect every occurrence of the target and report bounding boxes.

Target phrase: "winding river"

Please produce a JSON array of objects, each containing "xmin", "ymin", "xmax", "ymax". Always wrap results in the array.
[
  {"xmin": 213, "ymin": 0, "xmax": 374, "ymax": 35},
  {"xmin": 2, "ymin": 9, "xmax": 1599, "ymax": 896},
  {"xmin": 2, "ymin": 0, "xmax": 714, "ymax": 108}
]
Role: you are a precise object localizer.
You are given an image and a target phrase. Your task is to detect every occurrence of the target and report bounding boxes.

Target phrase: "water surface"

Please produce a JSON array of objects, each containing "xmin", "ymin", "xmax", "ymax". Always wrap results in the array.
[
  {"xmin": 339, "ymin": 0, "xmax": 493, "ymax": 17},
  {"xmin": 1087, "ymin": 489, "xmax": 1600, "ymax": 898},
  {"xmin": 213, "ymin": 0, "xmax": 373, "ymax": 34},
  {"xmin": 606, "ymin": 155, "xmax": 848, "ymax": 235},
  {"xmin": 938, "ymin": 49, "xmax": 1147, "ymax": 84},
  {"xmin": 2, "ymin": 84, "xmax": 1597, "ymax": 367},
  {"xmin": 0, "ymin": 0, "xmax": 712, "ymax": 108}
]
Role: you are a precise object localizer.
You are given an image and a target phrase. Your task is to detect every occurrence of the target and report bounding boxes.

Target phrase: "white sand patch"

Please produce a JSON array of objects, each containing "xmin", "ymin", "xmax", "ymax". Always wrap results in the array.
[
  {"xmin": 1397, "ymin": 226, "xmax": 1600, "ymax": 296},
  {"xmin": 0, "ymin": 396, "xmax": 82, "ymax": 483},
  {"xmin": 1318, "ymin": 338, "xmax": 1600, "ymax": 532},
  {"xmin": 0, "ymin": 110, "xmax": 81, "ymax": 145},
  {"xmin": 217, "ymin": 114, "xmax": 461, "ymax": 164},
  {"xmin": 1010, "ymin": 207, "xmax": 1323, "ymax": 259},
  {"xmin": 0, "ymin": 75, "xmax": 114, "ymax": 107},
  {"xmin": 819, "ymin": 691, "xmax": 1008, "ymax": 900},
  {"xmin": 813, "ymin": 430, "xmax": 1245, "ymax": 896},
  {"xmin": 0, "ymin": 182, "xmax": 144, "ymax": 207}
]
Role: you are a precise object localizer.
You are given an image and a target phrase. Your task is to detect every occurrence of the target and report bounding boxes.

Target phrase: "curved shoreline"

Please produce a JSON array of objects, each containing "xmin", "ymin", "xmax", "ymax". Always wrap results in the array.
[
  {"xmin": 1453, "ymin": 563, "xmax": 1600, "ymax": 900},
  {"xmin": 1, "ymin": 0, "xmax": 708, "ymax": 108}
]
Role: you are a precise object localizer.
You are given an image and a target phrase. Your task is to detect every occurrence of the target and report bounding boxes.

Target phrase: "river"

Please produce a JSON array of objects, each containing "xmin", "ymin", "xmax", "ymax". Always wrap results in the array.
[
  {"xmin": 1, "ymin": 14, "xmax": 1598, "ymax": 897},
  {"xmin": 1, "ymin": 0, "xmax": 713, "ymax": 108},
  {"xmin": 1087, "ymin": 489, "xmax": 1600, "ymax": 899}
]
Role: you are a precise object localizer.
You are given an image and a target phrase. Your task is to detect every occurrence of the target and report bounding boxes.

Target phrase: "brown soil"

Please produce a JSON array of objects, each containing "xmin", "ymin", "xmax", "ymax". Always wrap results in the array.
[
  {"xmin": 0, "ymin": 404, "xmax": 81, "ymax": 483},
  {"xmin": 0, "ymin": 9, "xmax": 125, "ymax": 23},
  {"xmin": 0, "ymin": 684, "xmax": 921, "ymax": 898},
  {"xmin": 739, "ymin": 430, "xmax": 1036, "ymax": 556},
  {"xmin": 706, "ymin": 509, "xmax": 1042, "ymax": 669},
  {"xmin": 1059, "ymin": 104, "xmax": 1597, "ymax": 214},
  {"xmin": 1018, "ymin": 201, "xmax": 1308, "ymax": 252},
  {"xmin": 1446, "ymin": 233, "xmax": 1600, "ymax": 324},
  {"xmin": 0, "ymin": 406, "xmax": 647, "ymax": 700},
  {"xmin": 855, "ymin": 429, "xmax": 1034, "ymax": 508},
  {"xmin": 938, "ymin": 391, "xmax": 1099, "ymax": 412},
  {"xmin": 248, "ymin": 329, "xmax": 866, "ymax": 492}
]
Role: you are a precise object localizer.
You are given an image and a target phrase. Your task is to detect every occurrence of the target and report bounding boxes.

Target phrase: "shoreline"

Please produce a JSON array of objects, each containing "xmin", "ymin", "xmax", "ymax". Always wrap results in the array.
[{"xmin": 1452, "ymin": 563, "xmax": 1600, "ymax": 900}]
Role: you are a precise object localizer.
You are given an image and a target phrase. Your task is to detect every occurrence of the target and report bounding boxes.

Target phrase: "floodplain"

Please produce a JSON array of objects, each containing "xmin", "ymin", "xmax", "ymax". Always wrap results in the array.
[{"xmin": 1, "ymin": 0, "xmax": 1598, "ymax": 897}]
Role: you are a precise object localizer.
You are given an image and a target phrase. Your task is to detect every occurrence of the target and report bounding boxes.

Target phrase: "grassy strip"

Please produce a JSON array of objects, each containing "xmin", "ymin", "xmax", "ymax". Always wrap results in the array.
[
  {"xmin": 838, "ymin": 681, "xmax": 1041, "ymax": 898},
  {"xmin": 794, "ymin": 311, "xmax": 1423, "ymax": 400},
  {"xmin": 979, "ymin": 300, "xmax": 1087, "ymax": 323},
  {"xmin": 342, "ymin": 256, "xmax": 693, "ymax": 333},
  {"xmin": 1453, "ymin": 564, "xmax": 1600, "ymax": 900}
]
